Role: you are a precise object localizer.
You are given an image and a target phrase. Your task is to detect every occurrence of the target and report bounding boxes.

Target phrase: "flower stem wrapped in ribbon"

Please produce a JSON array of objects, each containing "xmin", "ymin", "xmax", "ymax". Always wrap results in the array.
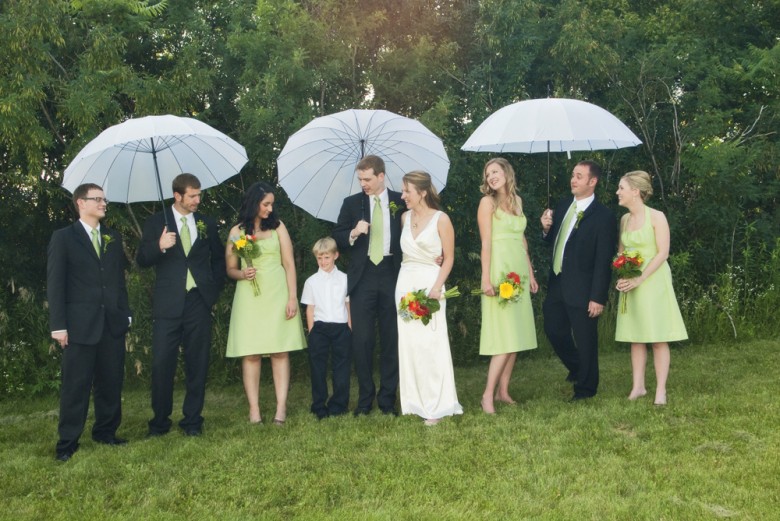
[
  {"xmin": 612, "ymin": 250, "xmax": 644, "ymax": 313},
  {"xmin": 471, "ymin": 271, "xmax": 524, "ymax": 307},
  {"xmin": 398, "ymin": 286, "xmax": 461, "ymax": 326},
  {"xmin": 231, "ymin": 233, "xmax": 261, "ymax": 296}
]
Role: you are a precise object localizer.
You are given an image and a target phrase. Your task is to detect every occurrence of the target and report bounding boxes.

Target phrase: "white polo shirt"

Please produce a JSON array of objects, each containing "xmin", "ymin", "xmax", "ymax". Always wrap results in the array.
[{"xmin": 301, "ymin": 267, "xmax": 349, "ymax": 324}]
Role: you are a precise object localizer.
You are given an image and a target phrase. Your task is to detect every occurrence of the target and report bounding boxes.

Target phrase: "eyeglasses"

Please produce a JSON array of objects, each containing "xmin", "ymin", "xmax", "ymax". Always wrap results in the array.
[{"xmin": 82, "ymin": 197, "xmax": 109, "ymax": 204}]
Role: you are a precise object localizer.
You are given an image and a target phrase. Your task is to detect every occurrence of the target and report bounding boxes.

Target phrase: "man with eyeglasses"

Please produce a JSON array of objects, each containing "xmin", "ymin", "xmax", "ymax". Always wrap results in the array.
[
  {"xmin": 47, "ymin": 183, "xmax": 132, "ymax": 462},
  {"xmin": 137, "ymin": 173, "xmax": 225, "ymax": 437}
]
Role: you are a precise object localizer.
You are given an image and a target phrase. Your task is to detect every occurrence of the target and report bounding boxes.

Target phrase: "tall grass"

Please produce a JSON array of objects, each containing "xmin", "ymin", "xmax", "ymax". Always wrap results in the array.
[{"xmin": 1, "ymin": 340, "xmax": 778, "ymax": 520}]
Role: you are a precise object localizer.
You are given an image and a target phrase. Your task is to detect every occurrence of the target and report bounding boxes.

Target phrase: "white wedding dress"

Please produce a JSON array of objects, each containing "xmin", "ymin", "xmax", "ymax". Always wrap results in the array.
[{"xmin": 395, "ymin": 211, "xmax": 463, "ymax": 420}]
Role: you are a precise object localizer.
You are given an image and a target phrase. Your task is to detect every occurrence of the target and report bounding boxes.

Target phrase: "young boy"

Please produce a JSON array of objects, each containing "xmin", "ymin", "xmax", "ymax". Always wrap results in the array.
[{"xmin": 301, "ymin": 237, "xmax": 351, "ymax": 419}]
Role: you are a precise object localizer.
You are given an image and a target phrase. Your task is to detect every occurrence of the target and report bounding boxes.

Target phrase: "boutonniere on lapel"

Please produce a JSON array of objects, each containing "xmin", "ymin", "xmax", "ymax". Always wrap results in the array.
[
  {"xmin": 574, "ymin": 211, "xmax": 585, "ymax": 230},
  {"xmin": 389, "ymin": 201, "xmax": 404, "ymax": 218},
  {"xmin": 101, "ymin": 234, "xmax": 114, "ymax": 254},
  {"xmin": 196, "ymin": 219, "xmax": 208, "ymax": 239}
]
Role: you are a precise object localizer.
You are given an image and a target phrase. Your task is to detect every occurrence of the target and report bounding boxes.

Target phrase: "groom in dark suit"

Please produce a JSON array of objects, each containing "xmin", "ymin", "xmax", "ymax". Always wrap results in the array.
[
  {"xmin": 541, "ymin": 160, "xmax": 617, "ymax": 400},
  {"xmin": 47, "ymin": 183, "xmax": 131, "ymax": 461},
  {"xmin": 334, "ymin": 155, "xmax": 403, "ymax": 415},
  {"xmin": 137, "ymin": 173, "xmax": 225, "ymax": 436}
]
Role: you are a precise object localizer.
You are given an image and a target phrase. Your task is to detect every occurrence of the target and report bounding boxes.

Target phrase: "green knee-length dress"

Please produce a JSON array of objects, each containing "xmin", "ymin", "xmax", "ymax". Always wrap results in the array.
[
  {"xmin": 615, "ymin": 207, "xmax": 688, "ymax": 343},
  {"xmin": 479, "ymin": 209, "xmax": 538, "ymax": 355},
  {"xmin": 226, "ymin": 230, "xmax": 306, "ymax": 357}
]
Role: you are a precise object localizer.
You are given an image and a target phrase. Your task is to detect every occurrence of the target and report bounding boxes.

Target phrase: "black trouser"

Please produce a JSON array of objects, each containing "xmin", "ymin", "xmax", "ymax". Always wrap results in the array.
[
  {"xmin": 543, "ymin": 275, "xmax": 600, "ymax": 397},
  {"xmin": 57, "ymin": 327, "xmax": 125, "ymax": 454},
  {"xmin": 307, "ymin": 321, "xmax": 351, "ymax": 416},
  {"xmin": 349, "ymin": 257, "xmax": 399, "ymax": 412},
  {"xmin": 149, "ymin": 289, "xmax": 212, "ymax": 433}
]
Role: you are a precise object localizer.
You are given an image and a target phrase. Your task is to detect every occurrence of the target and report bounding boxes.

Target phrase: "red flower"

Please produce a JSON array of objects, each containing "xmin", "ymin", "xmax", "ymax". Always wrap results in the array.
[
  {"xmin": 507, "ymin": 272, "xmax": 521, "ymax": 284},
  {"xmin": 417, "ymin": 304, "xmax": 429, "ymax": 317},
  {"xmin": 613, "ymin": 257, "xmax": 627, "ymax": 268}
]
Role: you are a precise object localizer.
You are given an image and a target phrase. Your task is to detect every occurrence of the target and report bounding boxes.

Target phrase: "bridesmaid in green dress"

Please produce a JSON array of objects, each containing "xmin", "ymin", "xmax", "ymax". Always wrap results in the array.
[
  {"xmin": 478, "ymin": 158, "xmax": 538, "ymax": 414},
  {"xmin": 615, "ymin": 171, "xmax": 687, "ymax": 406},
  {"xmin": 225, "ymin": 182, "xmax": 306, "ymax": 425}
]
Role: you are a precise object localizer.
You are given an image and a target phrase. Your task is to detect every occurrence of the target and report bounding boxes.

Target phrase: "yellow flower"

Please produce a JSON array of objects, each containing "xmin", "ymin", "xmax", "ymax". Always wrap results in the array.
[
  {"xmin": 499, "ymin": 282, "xmax": 514, "ymax": 299},
  {"xmin": 234, "ymin": 238, "xmax": 247, "ymax": 249}
]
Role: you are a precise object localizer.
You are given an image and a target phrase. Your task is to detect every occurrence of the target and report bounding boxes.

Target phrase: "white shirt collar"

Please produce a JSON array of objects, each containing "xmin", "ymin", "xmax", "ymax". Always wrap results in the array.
[{"xmin": 574, "ymin": 194, "xmax": 595, "ymax": 212}]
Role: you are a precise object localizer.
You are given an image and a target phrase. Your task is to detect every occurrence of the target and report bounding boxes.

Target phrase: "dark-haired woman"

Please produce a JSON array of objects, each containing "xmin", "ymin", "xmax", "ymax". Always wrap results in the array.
[{"xmin": 226, "ymin": 182, "xmax": 305, "ymax": 425}]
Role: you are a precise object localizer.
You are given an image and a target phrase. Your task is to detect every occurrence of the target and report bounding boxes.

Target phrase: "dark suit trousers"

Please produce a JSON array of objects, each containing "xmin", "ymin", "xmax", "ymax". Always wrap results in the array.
[
  {"xmin": 57, "ymin": 327, "xmax": 125, "ymax": 454},
  {"xmin": 149, "ymin": 289, "xmax": 212, "ymax": 433},
  {"xmin": 350, "ymin": 257, "xmax": 399, "ymax": 412},
  {"xmin": 307, "ymin": 321, "xmax": 351, "ymax": 416},
  {"xmin": 543, "ymin": 274, "xmax": 600, "ymax": 397}
]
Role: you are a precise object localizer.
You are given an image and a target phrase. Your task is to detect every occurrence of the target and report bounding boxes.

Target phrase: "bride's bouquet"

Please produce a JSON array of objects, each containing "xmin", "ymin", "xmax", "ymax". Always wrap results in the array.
[{"xmin": 398, "ymin": 287, "xmax": 461, "ymax": 326}]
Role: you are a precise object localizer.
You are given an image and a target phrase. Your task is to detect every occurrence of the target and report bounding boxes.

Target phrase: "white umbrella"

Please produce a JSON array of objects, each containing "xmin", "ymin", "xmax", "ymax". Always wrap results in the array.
[
  {"xmin": 461, "ymin": 98, "xmax": 642, "ymax": 201},
  {"xmin": 277, "ymin": 109, "xmax": 450, "ymax": 223},
  {"xmin": 63, "ymin": 115, "xmax": 248, "ymax": 205}
]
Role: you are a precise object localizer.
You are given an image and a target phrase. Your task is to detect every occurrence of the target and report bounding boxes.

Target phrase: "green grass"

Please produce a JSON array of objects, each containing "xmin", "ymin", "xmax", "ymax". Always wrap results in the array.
[{"xmin": 1, "ymin": 340, "xmax": 778, "ymax": 520}]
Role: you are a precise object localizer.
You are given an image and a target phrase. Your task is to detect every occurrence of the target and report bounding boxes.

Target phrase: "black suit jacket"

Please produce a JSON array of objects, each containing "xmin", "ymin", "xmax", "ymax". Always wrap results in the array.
[
  {"xmin": 136, "ymin": 209, "xmax": 225, "ymax": 318},
  {"xmin": 47, "ymin": 223, "xmax": 131, "ymax": 344},
  {"xmin": 544, "ymin": 196, "xmax": 617, "ymax": 308},
  {"xmin": 333, "ymin": 190, "xmax": 403, "ymax": 294}
]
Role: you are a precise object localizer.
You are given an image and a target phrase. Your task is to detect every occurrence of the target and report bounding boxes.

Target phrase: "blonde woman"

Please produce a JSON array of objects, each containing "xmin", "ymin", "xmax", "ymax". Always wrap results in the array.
[
  {"xmin": 615, "ymin": 171, "xmax": 687, "ymax": 405},
  {"xmin": 477, "ymin": 158, "xmax": 538, "ymax": 414}
]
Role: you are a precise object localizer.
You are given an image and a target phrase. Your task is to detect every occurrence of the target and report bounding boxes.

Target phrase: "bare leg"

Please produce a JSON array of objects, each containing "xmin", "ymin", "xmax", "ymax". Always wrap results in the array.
[
  {"xmin": 242, "ymin": 355, "xmax": 262, "ymax": 422},
  {"xmin": 652, "ymin": 342, "xmax": 670, "ymax": 405},
  {"xmin": 270, "ymin": 352, "xmax": 290, "ymax": 423},
  {"xmin": 628, "ymin": 343, "xmax": 648, "ymax": 400},
  {"xmin": 482, "ymin": 354, "xmax": 511, "ymax": 413},
  {"xmin": 495, "ymin": 352, "xmax": 517, "ymax": 404}
]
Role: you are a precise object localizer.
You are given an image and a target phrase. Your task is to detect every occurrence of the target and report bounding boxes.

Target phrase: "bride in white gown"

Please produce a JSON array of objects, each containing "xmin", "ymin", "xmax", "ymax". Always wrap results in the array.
[{"xmin": 395, "ymin": 171, "xmax": 463, "ymax": 425}]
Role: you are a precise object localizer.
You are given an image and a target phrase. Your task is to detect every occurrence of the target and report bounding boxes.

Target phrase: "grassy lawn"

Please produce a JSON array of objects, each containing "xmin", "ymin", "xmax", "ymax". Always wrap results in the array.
[{"xmin": 1, "ymin": 340, "xmax": 778, "ymax": 520}]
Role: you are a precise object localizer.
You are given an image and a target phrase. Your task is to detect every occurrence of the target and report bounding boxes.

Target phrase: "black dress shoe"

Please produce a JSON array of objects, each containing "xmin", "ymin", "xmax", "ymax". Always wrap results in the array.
[
  {"xmin": 184, "ymin": 428, "xmax": 202, "ymax": 437},
  {"xmin": 145, "ymin": 430, "xmax": 168, "ymax": 439},
  {"xmin": 93, "ymin": 436, "xmax": 128, "ymax": 446},
  {"xmin": 380, "ymin": 408, "xmax": 399, "ymax": 417},
  {"xmin": 353, "ymin": 408, "xmax": 371, "ymax": 417},
  {"xmin": 569, "ymin": 394, "xmax": 593, "ymax": 402},
  {"xmin": 55, "ymin": 445, "xmax": 79, "ymax": 462}
]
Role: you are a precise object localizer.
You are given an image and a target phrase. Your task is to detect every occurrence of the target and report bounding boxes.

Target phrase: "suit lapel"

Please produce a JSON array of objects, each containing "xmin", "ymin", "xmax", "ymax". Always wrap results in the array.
[{"xmin": 72, "ymin": 222, "xmax": 101, "ymax": 262}]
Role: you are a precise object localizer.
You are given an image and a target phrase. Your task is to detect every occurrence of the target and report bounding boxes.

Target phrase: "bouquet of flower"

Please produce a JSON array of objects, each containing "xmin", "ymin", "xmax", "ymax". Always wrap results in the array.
[
  {"xmin": 612, "ymin": 250, "xmax": 644, "ymax": 313},
  {"xmin": 398, "ymin": 286, "xmax": 461, "ymax": 326},
  {"xmin": 231, "ymin": 233, "xmax": 261, "ymax": 296},
  {"xmin": 471, "ymin": 272, "xmax": 524, "ymax": 307}
]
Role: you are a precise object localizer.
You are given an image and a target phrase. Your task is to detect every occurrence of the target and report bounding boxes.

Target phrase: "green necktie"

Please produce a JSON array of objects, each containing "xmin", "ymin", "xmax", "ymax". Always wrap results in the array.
[
  {"xmin": 369, "ymin": 196, "xmax": 384, "ymax": 265},
  {"xmin": 91, "ymin": 228, "xmax": 101, "ymax": 258},
  {"xmin": 552, "ymin": 202, "xmax": 577, "ymax": 275},
  {"xmin": 180, "ymin": 217, "xmax": 196, "ymax": 291}
]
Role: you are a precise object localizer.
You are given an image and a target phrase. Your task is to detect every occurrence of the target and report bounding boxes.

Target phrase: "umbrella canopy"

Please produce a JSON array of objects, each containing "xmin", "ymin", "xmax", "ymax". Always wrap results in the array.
[
  {"xmin": 62, "ymin": 115, "xmax": 248, "ymax": 203},
  {"xmin": 277, "ymin": 109, "xmax": 450, "ymax": 223},
  {"xmin": 461, "ymin": 98, "xmax": 642, "ymax": 153}
]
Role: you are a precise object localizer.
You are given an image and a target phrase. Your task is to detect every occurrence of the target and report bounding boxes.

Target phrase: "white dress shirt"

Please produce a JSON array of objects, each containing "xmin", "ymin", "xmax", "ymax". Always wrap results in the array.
[
  {"xmin": 556, "ymin": 194, "xmax": 595, "ymax": 249},
  {"xmin": 301, "ymin": 267, "xmax": 349, "ymax": 324}
]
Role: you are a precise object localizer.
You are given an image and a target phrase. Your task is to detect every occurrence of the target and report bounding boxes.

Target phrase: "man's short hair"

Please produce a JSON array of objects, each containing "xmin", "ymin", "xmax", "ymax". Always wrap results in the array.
[
  {"xmin": 72, "ymin": 183, "xmax": 103, "ymax": 208},
  {"xmin": 312, "ymin": 237, "xmax": 338, "ymax": 256},
  {"xmin": 577, "ymin": 160, "xmax": 602, "ymax": 180},
  {"xmin": 172, "ymin": 173, "xmax": 201, "ymax": 196},
  {"xmin": 356, "ymin": 155, "xmax": 385, "ymax": 176}
]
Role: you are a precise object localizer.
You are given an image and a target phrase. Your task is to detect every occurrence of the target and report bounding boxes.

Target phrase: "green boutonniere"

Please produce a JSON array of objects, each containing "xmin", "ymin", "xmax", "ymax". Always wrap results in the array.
[
  {"xmin": 389, "ymin": 201, "xmax": 404, "ymax": 218},
  {"xmin": 196, "ymin": 220, "xmax": 208, "ymax": 239},
  {"xmin": 574, "ymin": 211, "xmax": 585, "ymax": 229},
  {"xmin": 101, "ymin": 234, "xmax": 114, "ymax": 254}
]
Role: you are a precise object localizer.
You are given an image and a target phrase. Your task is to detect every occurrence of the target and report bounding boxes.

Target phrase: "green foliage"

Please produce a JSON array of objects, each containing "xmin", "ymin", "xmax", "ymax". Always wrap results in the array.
[{"xmin": 0, "ymin": 0, "xmax": 778, "ymax": 396}]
